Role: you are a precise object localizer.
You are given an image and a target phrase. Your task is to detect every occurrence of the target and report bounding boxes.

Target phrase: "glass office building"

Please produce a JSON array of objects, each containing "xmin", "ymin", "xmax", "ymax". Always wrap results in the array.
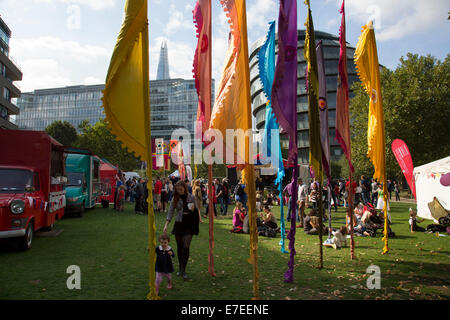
[
  {"xmin": 15, "ymin": 80, "xmax": 214, "ymax": 145},
  {"xmin": 0, "ymin": 16, "xmax": 22, "ymax": 129},
  {"xmin": 15, "ymin": 84, "xmax": 105, "ymax": 131},
  {"xmin": 250, "ymin": 30, "xmax": 360, "ymax": 164}
]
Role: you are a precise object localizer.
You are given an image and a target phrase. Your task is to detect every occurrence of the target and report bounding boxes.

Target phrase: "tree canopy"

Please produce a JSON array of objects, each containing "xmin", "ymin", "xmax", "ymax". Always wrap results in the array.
[
  {"xmin": 348, "ymin": 53, "xmax": 450, "ymax": 181},
  {"xmin": 75, "ymin": 119, "xmax": 141, "ymax": 171},
  {"xmin": 45, "ymin": 120, "xmax": 78, "ymax": 147}
]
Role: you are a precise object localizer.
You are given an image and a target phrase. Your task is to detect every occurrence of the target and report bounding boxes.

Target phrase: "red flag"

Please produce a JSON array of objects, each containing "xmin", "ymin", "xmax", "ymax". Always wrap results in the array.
[
  {"xmin": 193, "ymin": 0, "xmax": 211, "ymax": 144},
  {"xmin": 335, "ymin": 0, "xmax": 354, "ymax": 172},
  {"xmin": 392, "ymin": 139, "xmax": 416, "ymax": 199}
]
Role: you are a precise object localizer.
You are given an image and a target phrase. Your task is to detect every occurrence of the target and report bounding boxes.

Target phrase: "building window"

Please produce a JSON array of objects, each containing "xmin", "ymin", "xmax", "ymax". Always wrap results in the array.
[{"xmin": 3, "ymin": 87, "xmax": 10, "ymax": 101}]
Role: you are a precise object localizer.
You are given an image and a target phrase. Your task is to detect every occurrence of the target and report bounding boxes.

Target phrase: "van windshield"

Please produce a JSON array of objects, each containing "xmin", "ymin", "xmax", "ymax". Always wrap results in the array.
[
  {"xmin": 0, "ymin": 169, "xmax": 33, "ymax": 192},
  {"xmin": 67, "ymin": 172, "xmax": 84, "ymax": 186}
]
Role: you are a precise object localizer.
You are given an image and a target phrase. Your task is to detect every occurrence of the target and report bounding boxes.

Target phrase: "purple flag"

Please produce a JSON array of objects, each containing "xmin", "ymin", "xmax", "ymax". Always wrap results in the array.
[
  {"xmin": 271, "ymin": 0, "xmax": 298, "ymax": 167},
  {"xmin": 271, "ymin": 0, "xmax": 298, "ymax": 284},
  {"xmin": 316, "ymin": 40, "xmax": 331, "ymax": 180}
]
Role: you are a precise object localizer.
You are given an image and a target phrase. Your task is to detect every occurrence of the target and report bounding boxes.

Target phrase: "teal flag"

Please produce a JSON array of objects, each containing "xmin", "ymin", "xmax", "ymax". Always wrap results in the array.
[{"xmin": 259, "ymin": 21, "xmax": 287, "ymax": 254}]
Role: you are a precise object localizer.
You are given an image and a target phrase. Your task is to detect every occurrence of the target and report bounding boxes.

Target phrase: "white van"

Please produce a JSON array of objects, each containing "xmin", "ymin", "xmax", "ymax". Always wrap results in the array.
[{"xmin": 123, "ymin": 171, "xmax": 140, "ymax": 181}]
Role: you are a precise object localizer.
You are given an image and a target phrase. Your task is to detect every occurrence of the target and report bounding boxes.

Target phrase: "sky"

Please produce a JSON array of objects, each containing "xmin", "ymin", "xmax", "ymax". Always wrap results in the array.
[{"xmin": 0, "ymin": 0, "xmax": 449, "ymax": 93}]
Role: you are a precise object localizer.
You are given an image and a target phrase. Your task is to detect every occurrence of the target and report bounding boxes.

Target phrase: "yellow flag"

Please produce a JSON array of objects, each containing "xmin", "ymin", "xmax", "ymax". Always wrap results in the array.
[
  {"xmin": 102, "ymin": 0, "xmax": 149, "ymax": 160},
  {"xmin": 355, "ymin": 21, "xmax": 389, "ymax": 254},
  {"xmin": 210, "ymin": 0, "xmax": 259, "ymax": 299},
  {"xmin": 102, "ymin": 0, "xmax": 159, "ymax": 298}
]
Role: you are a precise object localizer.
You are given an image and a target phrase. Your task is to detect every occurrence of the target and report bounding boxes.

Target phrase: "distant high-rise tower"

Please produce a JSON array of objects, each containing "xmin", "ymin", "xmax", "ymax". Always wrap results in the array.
[{"xmin": 156, "ymin": 40, "xmax": 170, "ymax": 80}]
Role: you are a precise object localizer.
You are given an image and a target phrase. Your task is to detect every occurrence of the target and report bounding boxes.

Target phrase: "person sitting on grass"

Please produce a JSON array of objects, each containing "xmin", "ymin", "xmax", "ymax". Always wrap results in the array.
[
  {"xmin": 261, "ymin": 205, "xmax": 278, "ymax": 230},
  {"xmin": 409, "ymin": 208, "xmax": 425, "ymax": 232},
  {"xmin": 305, "ymin": 215, "xmax": 329, "ymax": 235},
  {"xmin": 230, "ymin": 201, "xmax": 245, "ymax": 233},
  {"xmin": 155, "ymin": 234, "xmax": 175, "ymax": 295},
  {"xmin": 330, "ymin": 225, "xmax": 348, "ymax": 249},
  {"xmin": 303, "ymin": 208, "xmax": 317, "ymax": 234}
]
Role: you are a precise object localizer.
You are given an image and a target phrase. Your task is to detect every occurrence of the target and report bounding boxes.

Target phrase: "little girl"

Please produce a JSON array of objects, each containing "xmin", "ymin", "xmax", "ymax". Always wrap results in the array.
[
  {"xmin": 409, "ymin": 208, "xmax": 425, "ymax": 232},
  {"xmin": 231, "ymin": 201, "xmax": 244, "ymax": 233},
  {"xmin": 155, "ymin": 234, "xmax": 175, "ymax": 295}
]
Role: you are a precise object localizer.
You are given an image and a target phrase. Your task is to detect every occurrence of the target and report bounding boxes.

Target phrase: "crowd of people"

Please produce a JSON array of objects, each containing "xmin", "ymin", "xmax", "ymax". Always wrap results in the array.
[{"xmin": 110, "ymin": 171, "xmax": 413, "ymax": 293}]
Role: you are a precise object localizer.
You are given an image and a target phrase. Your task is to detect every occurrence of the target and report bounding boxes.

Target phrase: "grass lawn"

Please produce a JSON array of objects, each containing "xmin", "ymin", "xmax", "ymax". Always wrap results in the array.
[{"xmin": 0, "ymin": 201, "xmax": 449, "ymax": 300}]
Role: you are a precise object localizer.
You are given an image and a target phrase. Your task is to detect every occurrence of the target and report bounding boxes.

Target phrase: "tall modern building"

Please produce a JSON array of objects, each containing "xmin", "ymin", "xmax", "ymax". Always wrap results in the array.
[
  {"xmin": 0, "ymin": 16, "xmax": 22, "ymax": 129},
  {"xmin": 15, "ymin": 40, "xmax": 214, "ymax": 149},
  {"xmin": 15, "ymin": 80, "xmax": 214, "ymax": 145},
  {"xmin": 250, "ymin": 30, "xmax": 360, "ymax": 164},
  {"xmin": 156, "ymin": 41, "xmax": 170, "ymax": 80}
]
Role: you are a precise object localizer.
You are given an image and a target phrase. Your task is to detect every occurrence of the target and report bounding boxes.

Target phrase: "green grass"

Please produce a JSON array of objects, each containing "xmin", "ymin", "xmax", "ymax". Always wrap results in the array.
[{"xmin": 0, "ymin": 201, "xmax": 449, "ymax": 300}]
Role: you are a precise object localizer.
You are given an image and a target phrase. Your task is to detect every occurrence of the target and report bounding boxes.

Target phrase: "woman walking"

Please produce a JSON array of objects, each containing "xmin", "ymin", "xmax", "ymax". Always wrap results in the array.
[{"xmin": 163, "ymin": 180, "xmax": 199, "ymax": 280}]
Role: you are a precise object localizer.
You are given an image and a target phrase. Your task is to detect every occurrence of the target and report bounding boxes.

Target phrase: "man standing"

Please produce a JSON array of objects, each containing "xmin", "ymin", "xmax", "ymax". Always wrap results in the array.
[
  {"xmin": 214, "ymin": 179, "xmax": 224, "ymax": 215},
  {"xmin": 154, "ymin": 178, "xmax": 163, "ymax": 212},
  {"xmin": 371, "ymin": 178, "xmax": 378, "ymax": 206},
  {"xmin": 297, "ymin": 178, "xmax": 308, "ymax": 228},
  {"xmin": 134, "ymin": 177, "xmax": 145, "ymax": 214},
  {"xmin": 360, "ymin": 175, "xmax": 370, "ymax": 204},
  {"xmin": 221, "ymin": 178, "xmax": 230, "ymax": 215}
]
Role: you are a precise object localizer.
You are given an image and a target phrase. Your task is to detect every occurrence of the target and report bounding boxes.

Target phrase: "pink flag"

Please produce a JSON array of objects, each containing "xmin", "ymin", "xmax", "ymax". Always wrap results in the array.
[
  {"xmin": 335, "ymin": 0, "xmax": 354, "ymax": 172},
  {"xmin": 392, "ymin": 139, "xmax": 416, "ymax": 199},
  {"xmin": 193, "ymin": 0, "xmax": 211, "ymax": 144}
]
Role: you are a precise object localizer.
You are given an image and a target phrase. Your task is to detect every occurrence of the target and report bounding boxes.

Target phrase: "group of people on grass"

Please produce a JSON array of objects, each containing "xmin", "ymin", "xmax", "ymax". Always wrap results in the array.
[{"xmin": 135, "ymin": 172, "xmax": 415, "ymax": 295}]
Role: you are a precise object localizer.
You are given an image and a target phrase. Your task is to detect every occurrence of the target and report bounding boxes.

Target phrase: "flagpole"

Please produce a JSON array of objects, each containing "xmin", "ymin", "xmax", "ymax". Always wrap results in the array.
[
  {"xmin": 207, "ymin": 0, "xmax": 216, "ymax": 277},
  {"xmin": 348, "ymin": 171, "xmax": 355, "ymax": 259},
  {"xmin": 142, "ymin": 1, "xmax": 159, "ymax": 300}
]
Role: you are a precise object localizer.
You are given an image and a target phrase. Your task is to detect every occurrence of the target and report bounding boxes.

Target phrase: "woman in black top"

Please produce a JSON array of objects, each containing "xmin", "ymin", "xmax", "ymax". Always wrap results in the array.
[{"xmin": 163, "ymin": 180, "xmax": 199, "ymax": 280}]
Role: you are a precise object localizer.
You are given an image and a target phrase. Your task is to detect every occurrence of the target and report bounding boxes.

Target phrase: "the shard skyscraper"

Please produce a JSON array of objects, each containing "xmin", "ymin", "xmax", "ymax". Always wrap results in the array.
[{"xmin": 156, "ymin": 40, "xmax": 170, "ymax": 80}]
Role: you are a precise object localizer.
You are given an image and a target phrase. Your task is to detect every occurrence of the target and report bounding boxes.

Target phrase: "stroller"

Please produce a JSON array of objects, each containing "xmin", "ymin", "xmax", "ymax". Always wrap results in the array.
[{"xmin": 428, "ymin": 197, "xmax": 450, "ymax": 226}]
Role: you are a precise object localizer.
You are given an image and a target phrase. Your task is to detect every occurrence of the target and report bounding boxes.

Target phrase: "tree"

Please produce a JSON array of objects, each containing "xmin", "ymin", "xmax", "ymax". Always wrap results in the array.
[
  {"xmin": 75, "ymin": 119, "xmax": 141, "ymax": 171},
  {"xmin": 45, "ymin": 120, "xmax": 78, "ymax": 146},
  {"xmin": 349, "ymin": 53, "xmax": 450, "ymax": 181}
]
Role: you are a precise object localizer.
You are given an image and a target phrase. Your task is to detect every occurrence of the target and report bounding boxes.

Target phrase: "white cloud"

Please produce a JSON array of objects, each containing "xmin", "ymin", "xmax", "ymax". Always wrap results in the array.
[
  {"xmin": 10, "ymin": 37, "xmax": 110, "ymax": 91},
  {"xmin": 345, "ymin": 0, "xmax": 449, "ymax": 41},
  {"xmin": 246, "ymin": 0, "xmax": 277, "ymax": 30},
  {"xmin": 83, "ymin": 76, "xmax": 102, "ymax": 85},
  {"xmin": 20, "ymin": 58, "xmax": 74, "ymax": 91},
  {"xmin": 165, "ymin": 4, "xmax": 194, "ymax": 35},
  {"xmin": 34, "ymin": 0, "xmax": 116, "ymax": 10}
]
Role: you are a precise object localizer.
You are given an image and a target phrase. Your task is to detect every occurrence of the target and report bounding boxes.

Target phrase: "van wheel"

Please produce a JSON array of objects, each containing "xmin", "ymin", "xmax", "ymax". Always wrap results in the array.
[
  {"xmin": 18, "ymin": 221, "xmax": 34, "ymax": 251},
  {"xmin": 78, "ymin": 202, "xmax": 85, "ymax": 218}
]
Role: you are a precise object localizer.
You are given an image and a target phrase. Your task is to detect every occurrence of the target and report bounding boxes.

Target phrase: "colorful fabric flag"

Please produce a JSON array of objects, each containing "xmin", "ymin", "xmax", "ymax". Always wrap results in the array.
[
  {"xmin": 210, "ymin": 0, "xmax": 259, "ymax": 299},
  {"xmin": 193, "ymin": 0, "xmax": 212, "ymax": 145},
  {"xmin": 258, "ymin": 21, "xmax": 287, "ymax": 254},
  {"xmin": 272, "ymin": 0, "xmax": 298, "ymax": 283},
  {"xmin": 336, "ymin": 0, "xmax": 355, "ymax": 260},
  {"xmin": 317, "ymin": 40, "xmax": 333, "ymax": 241},
  {"xmin": 354, "ymin": 20, "xmax": 389, "ymax": 254},
  {"xmin": 335, "ymin": 0, "xmax": 354, "ymax": 172},
  {"xmin": 304, "ymin": 0, "xmax": 322, "ymax": 185},
  {"xmin": 271, "ymin": 0, "xmax": 298, "ymax": 167},
  {"xmin": 305, "ymin": 0, "xmax": 324, "ymax": 269},
  {"xmin": 101, "ymin": 0, "xmax": 159, "ymax": 299},
  {"xmin": 316, "ymin": 40, "xmax": 330, "ymax": 180}
]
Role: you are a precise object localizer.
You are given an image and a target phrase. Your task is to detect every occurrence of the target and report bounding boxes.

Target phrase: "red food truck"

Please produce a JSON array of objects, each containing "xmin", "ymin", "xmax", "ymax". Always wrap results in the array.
[{"xmin": 0, "ymin": 130, "xmax": 66, "ymax": 250}]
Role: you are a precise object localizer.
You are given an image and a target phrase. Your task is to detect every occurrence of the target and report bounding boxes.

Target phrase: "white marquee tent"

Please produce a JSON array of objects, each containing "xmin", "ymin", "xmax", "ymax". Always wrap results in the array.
[{"xmin": 413, "ymin": 156, "xmax": 450, "ymax": 221}]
